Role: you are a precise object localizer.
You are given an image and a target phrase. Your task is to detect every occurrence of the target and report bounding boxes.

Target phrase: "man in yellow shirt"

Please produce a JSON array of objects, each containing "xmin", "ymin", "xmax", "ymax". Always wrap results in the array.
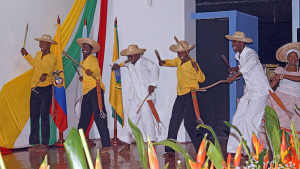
[
  {"xmin": 159, "ymin": 40, "xmax": 205, "ymax": 158},
  {"xmin": 76, "ymin": 38, "xmax": 111, "ymax": 154},
  {"xmin": 20, "ymin": 34, "xmax": 57, "ymax": 152}
]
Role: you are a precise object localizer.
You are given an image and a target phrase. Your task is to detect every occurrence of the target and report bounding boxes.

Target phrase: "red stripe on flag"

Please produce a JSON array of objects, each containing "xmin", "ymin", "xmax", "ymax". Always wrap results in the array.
[
  {"xmin": 97, "ymin": 0, "xmax": 108, "ymax": 75},
  {"xmin": 85, "ymin": 0, "xmax": 108, "ymax": 137},
  {"xmin": 85, "ymin": 114, "xmax": 94, "ymax": 137},
  {"xmin": 50, "ymin": 99, "xmax": 68, "ymax": 133}
]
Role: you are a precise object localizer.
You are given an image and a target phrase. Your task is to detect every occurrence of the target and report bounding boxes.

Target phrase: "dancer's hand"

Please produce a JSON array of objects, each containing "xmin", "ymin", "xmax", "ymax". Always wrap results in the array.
[
  {"xmin": 20, "ymin": 48, "xmax": 28, "ymax": 56},
  {"xmin": 85, "ymin": 69, "xmax": 93, "ymax": 76},
  {"xmin": 112, "ymin": 63, "xmax": 120, "ymax": 70},
  {"xmin": 159, "ymin": 60, "xmax": 165, "ymax": 66},
  {"xmin": 148, "ymin": 85, "xmax": 155, "ymax": 95},
  {"xmin": 40, "ymin": 73, "xmax": 47, "ymax": 82}
]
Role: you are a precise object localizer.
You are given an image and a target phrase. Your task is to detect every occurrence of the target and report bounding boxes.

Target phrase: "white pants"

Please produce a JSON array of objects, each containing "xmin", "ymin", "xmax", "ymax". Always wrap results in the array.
[
  {"xmin": 119, "ymin": 98, "xmax": 157, "ymax": 144},
  {"xmin": 227, "ymin": 94, "xmax": 269, "ymax": 154}
]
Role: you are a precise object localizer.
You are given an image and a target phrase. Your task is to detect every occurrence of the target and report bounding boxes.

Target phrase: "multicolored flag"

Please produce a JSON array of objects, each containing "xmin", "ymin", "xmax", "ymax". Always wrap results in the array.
[
  {"xmin": 109, "ymin": 23, "xmax": 124, "ymax": 126},
  {"xmin": 50, "ymin": 22, "xmax": 68, "ymax": 132}
]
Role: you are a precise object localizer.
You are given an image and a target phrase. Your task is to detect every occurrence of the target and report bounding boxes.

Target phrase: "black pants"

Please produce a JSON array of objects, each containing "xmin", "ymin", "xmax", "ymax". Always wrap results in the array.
[
  {"xmin": 29, "ymin": 85, "xmax": 52, "ymax": 145},
  {"xmin": 78, "ymin": 88, "xmax": 111, "ymax": 147},
  {"xmin": 165, "ymin": 91, "xmax": 203, "ymax": 152}
]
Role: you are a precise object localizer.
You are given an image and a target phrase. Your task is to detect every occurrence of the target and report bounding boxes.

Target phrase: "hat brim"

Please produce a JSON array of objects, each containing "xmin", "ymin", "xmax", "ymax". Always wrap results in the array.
[
  {"xmin": 169, "ymin": 44, "xmax": 196, "ymax": 52},
  {"xmin": 276, "ymin": 42, "xmax": 300, "ymax": 62},
  {"xmin": 34, "ymin": 38, "xmax": 57, "ymax": 44},
  {"xmin": 120, "ymin": 49, "xmax": 146, "ymax": 56},
  {"xmin": 225, "ymin": 35, "xmax": 253, "ymax": 43},
  {"xmin": 76, "ymin": 38, "xmax": 100, "ymax": 53}
]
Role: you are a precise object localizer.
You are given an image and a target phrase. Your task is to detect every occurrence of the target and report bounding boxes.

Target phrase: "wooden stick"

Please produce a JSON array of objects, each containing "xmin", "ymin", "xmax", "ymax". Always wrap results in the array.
[
  {"xmin": 221, "ymin": 55, "xmax": 231, "ymax": 70},
  {"xmin": 195, "ymin": 77, "xmax": 240, "ymax": 91},
  {"xmin": 62, "ymin": 51, "xmax": 96, "ymax": 79},
  {"xmin": 62, "ymin": 51, "xmax": 83, "ymax": 69},
  {"xmin": 154, "ymin": 50, "xmax": 162, "ymax": 62},
  {"xmin": 23, "ymin": 23, "xmax": 28, "ymax": 48},
  {"xmin": 174, "ymin": 36, "xmax": 192, "ymax": 60},
  {"xmin": 72, "ymin": 62, "xmax": 81, "ymax": 76},
  {"xmin": 136, "ymin": 94, "xmax": 150, "ymax": 114},
  {"xmin": 31, "ymin": 80, "xmax": 41, "ymax": 94}
]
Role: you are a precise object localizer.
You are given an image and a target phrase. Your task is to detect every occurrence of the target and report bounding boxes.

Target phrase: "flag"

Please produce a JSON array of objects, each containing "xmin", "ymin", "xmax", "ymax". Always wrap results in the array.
[
  {"xmin": 50, "ymin": 23, "xmax": 68, "ymax": 132},
  {"xmin": 74, "ymin": 21, "xmax": 87, "ymax": 119},
  {"xmin": 109, "ymin": 23, "xmax": 124, "ymax": 126},
  {"xmin": 96, "ymin": 0, "xmax": 108, "ymax": 75}
]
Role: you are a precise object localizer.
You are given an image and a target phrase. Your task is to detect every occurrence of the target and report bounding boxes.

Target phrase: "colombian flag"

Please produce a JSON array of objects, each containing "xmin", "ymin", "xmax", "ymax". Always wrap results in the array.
[
  {"xmin": 109, "ymin": 23, "xmax": 124, "ymax": 126},
  {"xmin": 50, "ymin": 23, "xmax": 68, "ymax": 132}
]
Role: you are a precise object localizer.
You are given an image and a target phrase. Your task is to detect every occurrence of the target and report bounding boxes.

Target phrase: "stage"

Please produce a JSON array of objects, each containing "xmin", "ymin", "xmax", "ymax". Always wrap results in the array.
[{"xmin": 1, "ymin": 138, "xmax": 237, "ymax": 169}]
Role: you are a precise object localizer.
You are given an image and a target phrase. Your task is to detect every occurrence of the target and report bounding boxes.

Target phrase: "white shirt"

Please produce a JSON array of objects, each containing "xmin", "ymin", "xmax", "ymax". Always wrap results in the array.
[
  {"xmin": 275, "ymin": 67, "xmax": 300, "ymax": 98},
  {"xmin": 114, "ymin": 57, "xmax": 159, "ymax": 101},
  {"xmin": 236, "ymin": 46, "xmax": 271, "ymax": 98}
]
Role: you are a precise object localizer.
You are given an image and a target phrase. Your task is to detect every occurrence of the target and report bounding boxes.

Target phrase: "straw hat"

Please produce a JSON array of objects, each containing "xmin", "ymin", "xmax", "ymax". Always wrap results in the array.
[
  {"xmin": 169, "ymin": 40, "xmax": 195, "ymax": 52},
  {"xmin": 76, "ymin": 38, "xmax": 100, "ymax": 53},
  {"xmin": 276, "ymin": 42, "xmax": 300, "ymax": 62},
  {"xmin": 120, "ymin": 44, "xmax": 146, "ymax": 56},
  {"xmin": 225, "ymin": 31, "xmax": 253, "ymax": 43},
  {"xmin": 34, "ymin": 34, "xmax": 57, "ymax": 44}
]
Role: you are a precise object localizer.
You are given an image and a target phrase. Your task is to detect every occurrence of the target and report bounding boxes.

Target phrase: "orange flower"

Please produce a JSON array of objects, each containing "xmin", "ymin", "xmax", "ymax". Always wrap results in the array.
[
  {"xmin": 252, "ymin": 132, "xmax": 264, "ymax": 160},
  {"xmin": 227, "ymin": 153, "xmax": 231, "ymax": 169},
  {"xmin": 196, "ymin": 134, "xmax": 208, "ymax": 167},
  {"xmin": 147, "ymin": 136, "xmax": 159, "ymax": 169},
  {"xmin": 95, "ymin": 149, "xmax": 102, "ymax": 169},
  {"xmin": 39, "ymin": 155, "xmax": 48, "ymax": 169},
  {"xmin": 263, "ymin": 154, "xmax": 268, "ymax": 169},
  {"xmin": 234, "ymin": 142, "xmax": 242, "ymax": 167},
  {"xmin": 280, "ymin": 132, "xmax": 288, "ymax": 163},
  {"xmin": 189, "ymin": 159, "xmax": 202, "ymax": 169},
  {"xmin": 210, "ymin": 162, "xmax": 214, "ymax": 169}
]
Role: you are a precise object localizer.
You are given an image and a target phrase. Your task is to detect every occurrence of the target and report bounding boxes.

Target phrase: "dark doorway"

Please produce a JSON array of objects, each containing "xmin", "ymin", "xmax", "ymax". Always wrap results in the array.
[
  {"xmin": 196, "ymin": 0, "xmax": 292, "ymax": 66},
  {"xmin": 196, "ymin": 18, "xmax": 230, "ymax": 138}
]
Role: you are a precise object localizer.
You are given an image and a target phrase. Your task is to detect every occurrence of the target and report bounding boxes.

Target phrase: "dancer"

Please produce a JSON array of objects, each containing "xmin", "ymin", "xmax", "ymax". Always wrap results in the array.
[
  {"xmin": 21, "ymin": 34, "xmax": 57, "ymax": 151},
  {"xmin": 112, "ymin": 44, "xmax": 160, "ymax": 154},
  {"xmin": 258, "ymin": 42, "xmax": 300, "ymax": 148},
  {"xmin": 76, "ymin": 38, "xmax": 111, "ymax": 154},
  {"xmin": 225, "ymin": 31, "xmax": 271, "ymax": 155},
  {"xmin": 159, "ymin": 40, "xmax": 205, "ymax": 158}
]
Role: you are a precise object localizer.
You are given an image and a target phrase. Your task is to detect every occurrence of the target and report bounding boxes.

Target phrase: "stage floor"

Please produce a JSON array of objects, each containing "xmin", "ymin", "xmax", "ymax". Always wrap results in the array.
[{"xmin": 2, "ymin": 138, "xmax": 231, "ymax": 169}]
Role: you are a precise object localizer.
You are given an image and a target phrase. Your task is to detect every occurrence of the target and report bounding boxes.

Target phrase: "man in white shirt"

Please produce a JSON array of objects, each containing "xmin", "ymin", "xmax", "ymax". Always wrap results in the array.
[
  {"xmin": 225, "ymin": 31, "xmax": 271, "ymax": 155},
  {"xmin": 112, "ymin": 44, "xmax": 160, "ymax": 154}
]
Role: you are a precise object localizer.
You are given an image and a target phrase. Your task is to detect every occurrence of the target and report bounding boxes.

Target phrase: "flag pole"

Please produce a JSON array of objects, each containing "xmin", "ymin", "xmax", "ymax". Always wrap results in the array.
[
  {"xmin": 54, "ymin": 15, "xmax": 65, "ymax": 146},
  {"xmin": 111, "ymin": 17, "xmax": 122, "ymax": 145}
]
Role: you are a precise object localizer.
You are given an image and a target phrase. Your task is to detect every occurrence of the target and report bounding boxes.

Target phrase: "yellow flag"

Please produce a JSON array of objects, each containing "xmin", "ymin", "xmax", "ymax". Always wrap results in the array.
[{"xmin": 109, "ymin": 24, "xmax": 124, "ymax": 127}]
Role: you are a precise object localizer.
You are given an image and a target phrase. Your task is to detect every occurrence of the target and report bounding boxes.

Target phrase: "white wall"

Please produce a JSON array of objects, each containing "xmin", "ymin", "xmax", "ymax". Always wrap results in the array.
[
  {"xmin": 0, "ymin": 0, "xmax": 76, "ymax": 88},
  {"xmin": 0, "ymin": 0, "xmax": 196, "ymax": 144},
  {"xmin": 91, "ymin": 0, "xmax": 196, "ymax": 142}
]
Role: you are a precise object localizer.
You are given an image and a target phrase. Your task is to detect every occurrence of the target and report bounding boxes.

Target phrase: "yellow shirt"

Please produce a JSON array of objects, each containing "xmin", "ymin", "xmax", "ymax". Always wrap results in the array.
[
  {"xmin": 81, "ymin": 54, "xmax": 105, "ymax": 95},
  {"xmin": 164, "ymin": 57, "xmax": 205, "ymax": 95},
  {"xmin": 24, "ymin": 51, "xmax": 56, "ymax": 88}
]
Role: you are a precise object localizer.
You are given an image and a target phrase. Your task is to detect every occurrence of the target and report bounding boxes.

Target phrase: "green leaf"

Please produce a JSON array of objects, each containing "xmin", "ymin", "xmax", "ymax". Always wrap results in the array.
[
  {"xmin": 197, "ymin": 124, "xmax": 223, "ymax": 160},
  {"xmin": 206, "ymin": 142, "xmax": 223, "ymax": 169},
  {"xmin": 295, "ymin": 104, "xmax": 300, "ymax": 112},
  {"xmin": 63, "ymin": 127, "xmax": 88, "ymax": 169},
  {"xmin": 0, "ymin": 151, "xmax": 6, "ymax": 169},
  {"xmin": 224, "ymin": 121, "xmax": 242, "ymax": 136},
  {"xmin": 258, "ymin": 149, "xmax": 267, "ymax": 168},
  {"xmin": 291, "ymin": 120, "xmax": 300, "ymax": 159},
  {"xmin": 163, "ymin": 163, "xmax": 169, "ymax": 169},
  {"xmin": 224, "ymin": 121, "xmax": 251, "ymax": 158},
  {"xmin": 264, "ymin": 106, "xmax": 281, "ymax": 160},
  {"xmin": 271, "ymin": 126, "xmax": 281, "ymax": 159},
  {"xmin": 154, "ymin": 139, "xmax": 195, "ymax": 169},
  {"xmin": 128, "ymin": 118, "xmax": 147, "ymax": 169}
]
